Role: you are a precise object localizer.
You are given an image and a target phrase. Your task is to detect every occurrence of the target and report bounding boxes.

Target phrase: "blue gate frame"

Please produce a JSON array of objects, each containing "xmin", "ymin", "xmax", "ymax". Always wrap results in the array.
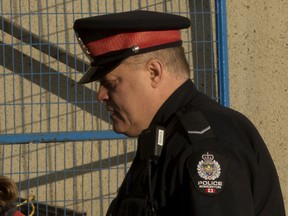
[{"xmin": 0, "ymin": 0, "xmax": 229, "ymax": 144}]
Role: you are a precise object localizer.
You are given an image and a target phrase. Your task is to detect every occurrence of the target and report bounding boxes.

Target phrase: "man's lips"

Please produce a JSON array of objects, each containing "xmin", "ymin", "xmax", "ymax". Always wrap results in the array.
[
  {"xmin": 107, "ymin": 107, "xmax": 118, "ymax": 118},
  {"xmin": 107, "ymin": 106, "xmax": 115, "ymax": 113},
  {"xmin": 107, "ymin": 107, "xmax": 125, "ymax": 121}
]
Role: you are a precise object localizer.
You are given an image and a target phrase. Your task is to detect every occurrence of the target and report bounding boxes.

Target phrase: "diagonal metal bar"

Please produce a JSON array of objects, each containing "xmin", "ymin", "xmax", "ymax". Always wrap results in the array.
[
  {"xmin": 16, "ymin": 151, "xmax": 135, "ymax": 191},
  {"xmin": 0, "ymin": 42, "xmax": 109, "ymax": 123},
  {"xmin": 0, "ymin": 15, "xmax": 88, "ymax": 72}
]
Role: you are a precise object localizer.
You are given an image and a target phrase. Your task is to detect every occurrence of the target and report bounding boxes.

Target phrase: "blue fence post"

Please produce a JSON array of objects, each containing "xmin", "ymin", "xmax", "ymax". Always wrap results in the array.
[{"xmin": 216, "ymin": 0, "xmax": 230, "ymax": 107}]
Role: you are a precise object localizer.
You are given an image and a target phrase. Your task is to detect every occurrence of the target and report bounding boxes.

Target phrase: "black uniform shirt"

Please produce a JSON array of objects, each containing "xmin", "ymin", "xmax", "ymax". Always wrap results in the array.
[{"xmin": 107, "ymin": 79, "xmax": 286, "ymax": 216}]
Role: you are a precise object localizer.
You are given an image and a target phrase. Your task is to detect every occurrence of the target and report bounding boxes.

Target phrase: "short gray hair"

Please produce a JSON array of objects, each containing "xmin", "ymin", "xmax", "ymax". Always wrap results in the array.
[{"xmin": 127, "ymin": 46, "xmax": 190, "ymax": 78}]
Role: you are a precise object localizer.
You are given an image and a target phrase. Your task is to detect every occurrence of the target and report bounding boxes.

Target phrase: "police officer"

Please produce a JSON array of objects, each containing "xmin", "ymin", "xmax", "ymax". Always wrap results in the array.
[{"xmin": 73, "ymin": 10, "xmax": 286, "ymax": 216}]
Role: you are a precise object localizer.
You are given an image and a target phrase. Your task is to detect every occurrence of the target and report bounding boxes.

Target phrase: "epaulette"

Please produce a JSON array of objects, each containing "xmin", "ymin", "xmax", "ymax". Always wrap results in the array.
[{"xmin": 177, "ymin": 110, "xmax": 216, "ymax": 143}]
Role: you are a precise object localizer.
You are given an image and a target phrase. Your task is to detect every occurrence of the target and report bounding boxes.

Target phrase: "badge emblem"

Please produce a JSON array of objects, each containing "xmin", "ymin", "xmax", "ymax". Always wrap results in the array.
[
  {"xmin": 76, "ymin": 34, "xmax": 92, "ymax": 60},
  {"xmin": 197, "ymin": 152, "xmax": 221, "ymax": 180},
  {"xmin": 187, "ymin": 151, "xmax": 228, "ymax": 196}
]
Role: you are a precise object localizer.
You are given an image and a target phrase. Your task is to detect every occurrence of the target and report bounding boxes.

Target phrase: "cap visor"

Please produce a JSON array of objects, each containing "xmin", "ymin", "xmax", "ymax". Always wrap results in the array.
[
  {"xmin": 77, "ymin": 65, "xmax": 98, "ymax": 84},
  {"xmin": 78, "ymin": 58, "xmax": 126, "ymax": 84}
]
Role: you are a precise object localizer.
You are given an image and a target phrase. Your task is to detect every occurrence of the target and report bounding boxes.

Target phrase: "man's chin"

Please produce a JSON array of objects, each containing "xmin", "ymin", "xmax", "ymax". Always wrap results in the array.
[
  {"xmin": 112, "ymin": 124, "xmax": 128, "ymax": 135},
  {"xmin": 112, "ymin": 124, "xmax": 139, "ymax": 138}
]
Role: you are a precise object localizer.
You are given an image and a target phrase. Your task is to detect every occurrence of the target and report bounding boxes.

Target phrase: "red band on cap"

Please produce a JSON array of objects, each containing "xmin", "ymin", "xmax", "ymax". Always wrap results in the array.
[
  {"xmin": 85, "ymin": 30, "xmax": 181, "ymax": 57},
  {"xmin": 14, "ymin": 210, "xmax": 25, "ymax": 216}
]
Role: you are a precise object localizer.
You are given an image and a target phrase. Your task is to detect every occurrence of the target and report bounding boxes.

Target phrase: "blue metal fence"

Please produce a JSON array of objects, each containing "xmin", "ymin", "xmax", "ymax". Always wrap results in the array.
[{"xmin": 0, "ymin": 0, "xmax": 229, "ymax": 215}]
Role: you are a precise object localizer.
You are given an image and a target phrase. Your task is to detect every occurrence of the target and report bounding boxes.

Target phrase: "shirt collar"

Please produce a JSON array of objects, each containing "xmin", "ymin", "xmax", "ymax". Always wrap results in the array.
[{"xmin": 150, "ymin": 79, "xmax": 198, "ymax": 127}]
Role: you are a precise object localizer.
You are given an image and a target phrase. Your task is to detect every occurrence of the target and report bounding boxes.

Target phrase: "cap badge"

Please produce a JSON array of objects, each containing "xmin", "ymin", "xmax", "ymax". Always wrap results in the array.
[{"xmin": 76, "ymin": 34, "xmax": 92, "ymax": 60}]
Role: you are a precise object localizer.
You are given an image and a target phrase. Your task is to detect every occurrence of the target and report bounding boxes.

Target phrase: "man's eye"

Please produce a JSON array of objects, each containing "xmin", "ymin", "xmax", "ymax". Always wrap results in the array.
[{"xmin": 102, "ymin": 80, "xmax": 118, "ymax": 90}]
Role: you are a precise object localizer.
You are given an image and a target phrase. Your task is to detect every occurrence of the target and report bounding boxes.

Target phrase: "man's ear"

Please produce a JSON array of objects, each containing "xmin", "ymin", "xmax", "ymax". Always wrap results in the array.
[{"xmin": 146, "ymin": 59, "xmax": 163, "ymax": 88}]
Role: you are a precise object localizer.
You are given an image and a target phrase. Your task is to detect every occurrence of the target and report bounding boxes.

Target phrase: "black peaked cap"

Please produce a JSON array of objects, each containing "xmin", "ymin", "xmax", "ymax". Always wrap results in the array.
[{"xmin": 73, "ymin": 10, "xmax": 191, "ymax": 84}]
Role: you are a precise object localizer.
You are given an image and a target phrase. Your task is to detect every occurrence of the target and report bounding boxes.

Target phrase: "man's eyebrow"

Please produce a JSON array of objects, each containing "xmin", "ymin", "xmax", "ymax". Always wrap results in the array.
[{"xmin": 99, "ymin": 78, "xmax": 118, "ymax": 88}]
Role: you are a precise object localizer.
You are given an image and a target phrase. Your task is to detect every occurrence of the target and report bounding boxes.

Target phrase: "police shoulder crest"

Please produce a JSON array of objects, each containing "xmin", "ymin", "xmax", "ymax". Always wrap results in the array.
[{"xmin": 186, "ymin": 151, "xmax": 229, "ymax": 195}]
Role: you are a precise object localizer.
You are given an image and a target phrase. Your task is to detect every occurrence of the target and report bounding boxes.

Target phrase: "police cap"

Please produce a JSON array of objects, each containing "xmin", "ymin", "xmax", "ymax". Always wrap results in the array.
[{"xmin": 73, "ymin": 10, "xmax": 191, "ymax": 84}]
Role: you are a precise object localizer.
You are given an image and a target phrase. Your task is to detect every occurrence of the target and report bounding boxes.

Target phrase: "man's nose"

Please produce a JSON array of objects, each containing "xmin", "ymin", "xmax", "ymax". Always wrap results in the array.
[{"xmin": 97, "ymin": 85, "xmax": 109, "ymax": 102}]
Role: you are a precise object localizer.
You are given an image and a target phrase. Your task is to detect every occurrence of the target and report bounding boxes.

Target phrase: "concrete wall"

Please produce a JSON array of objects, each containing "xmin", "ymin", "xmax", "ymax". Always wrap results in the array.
[{"xmin": 227, "ymin": 0, "xmax": 288, "ymax": 212}]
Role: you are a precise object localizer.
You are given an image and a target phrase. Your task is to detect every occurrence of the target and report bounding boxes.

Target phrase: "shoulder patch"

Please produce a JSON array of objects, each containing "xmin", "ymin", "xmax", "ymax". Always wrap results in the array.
[{"xmin": 186, "ymin": 151, "xmax": 229, "ymax": 196}]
